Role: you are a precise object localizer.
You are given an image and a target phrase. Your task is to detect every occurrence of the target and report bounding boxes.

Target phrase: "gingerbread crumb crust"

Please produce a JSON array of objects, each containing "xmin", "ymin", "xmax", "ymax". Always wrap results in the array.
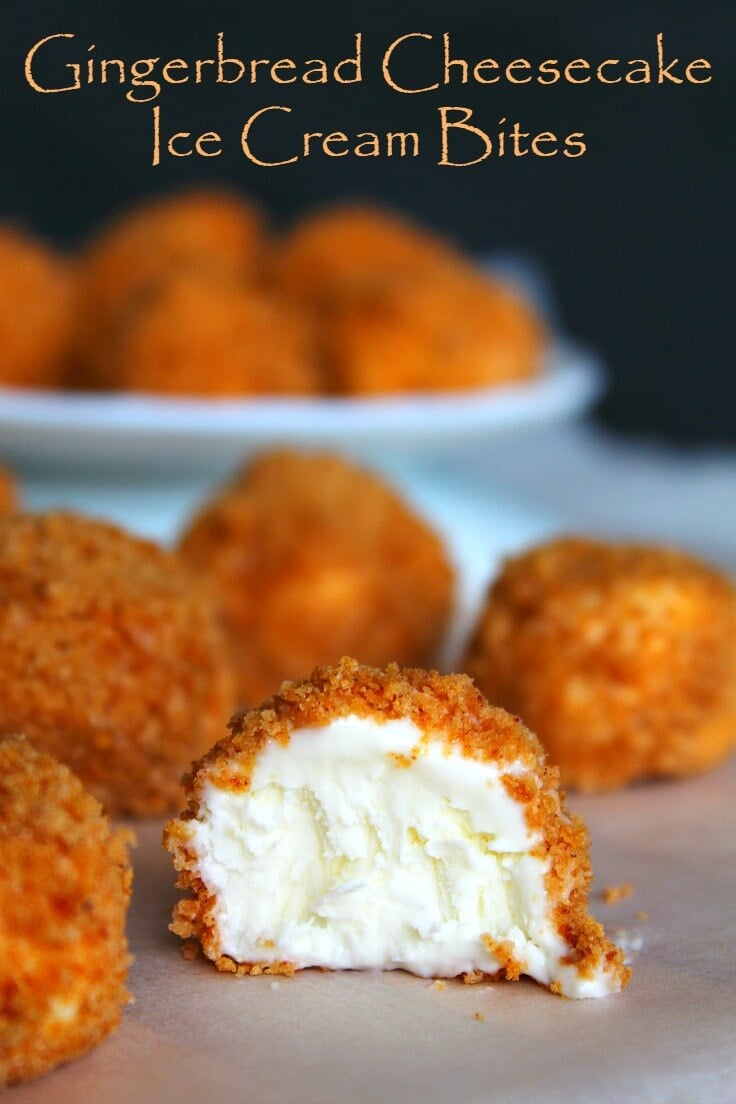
[
  {"xmin": 0, "ymin": 511, "xmax": 235, "ymax": 816},
  {"xmin": 602, "ymin": 883, "xmax": 634, "ymax": 905},
  {"xmin": 0, "ymin": 735, "xmax": 133, "ymax": 1086},
  {"xmin": 464, "ymin": 537, "xmax": 736, "ymax": 791},
  {"xmin": 178, "ymin": 449, "xmax": 455, "ymax": 707},
  {"xmin": 164, "ymin": 657, "xmax": 630, "ymax": 994},
  {"xmin": 75, "ymin": 187, "xmax": 264, "ymax": 390},
  {"xmin": 0, "ymin": 226, "xmax": 73, "ymax": 390}
]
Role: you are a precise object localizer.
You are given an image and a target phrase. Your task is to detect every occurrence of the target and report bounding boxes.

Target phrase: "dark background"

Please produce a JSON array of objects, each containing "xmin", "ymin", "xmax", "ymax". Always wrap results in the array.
[{"xmin": 0, "ymin": 2, "xmax": 733, "ymax": 443}]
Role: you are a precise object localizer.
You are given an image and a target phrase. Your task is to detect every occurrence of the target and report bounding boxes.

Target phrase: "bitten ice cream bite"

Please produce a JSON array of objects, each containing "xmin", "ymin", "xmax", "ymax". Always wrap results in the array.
[{"xmin": 165, "ymin": 659, "xmax": 628, "ymax": 999}]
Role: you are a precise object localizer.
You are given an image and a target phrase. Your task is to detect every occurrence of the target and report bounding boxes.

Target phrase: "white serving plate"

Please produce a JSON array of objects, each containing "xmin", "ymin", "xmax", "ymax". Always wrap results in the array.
[
  {"xmin": 0, "ymin": 340, "xmax": 602, "ymax": 474},
  {"xmin": 13, "ymin": 764, "xmax": 735, "ymax": 1104}
]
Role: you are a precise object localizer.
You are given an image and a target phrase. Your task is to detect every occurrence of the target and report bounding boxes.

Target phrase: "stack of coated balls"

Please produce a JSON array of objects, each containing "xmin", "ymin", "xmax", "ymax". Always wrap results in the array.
[{"xmin": 0, "ymin": 189, "xmax": 545, "ymax": 397}]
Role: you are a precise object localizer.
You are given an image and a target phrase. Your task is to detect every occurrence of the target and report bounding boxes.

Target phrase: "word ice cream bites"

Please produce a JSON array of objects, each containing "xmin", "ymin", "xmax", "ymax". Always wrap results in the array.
[
  {"xmin": 0, "ymin": 736, "xmax": 133, "ymax": 1086},
  {"xmin": 165, "ymin": 659, "xmax": 628, "ymax": 999}
]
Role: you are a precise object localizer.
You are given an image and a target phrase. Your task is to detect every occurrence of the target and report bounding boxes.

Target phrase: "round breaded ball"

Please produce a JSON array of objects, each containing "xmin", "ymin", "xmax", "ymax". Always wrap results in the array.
[
  {"xmin": 0, "ymin": 735, "xmax": 132, "ymax": 1086},
  {"xmin": 0, "ymin": 513, "xmax": 235, "ymax": 815},
  {"xmin": 112, "ymin": 273, "xmax": 319, "ymax": 397},
  {"xmin": 272, "ymin": 203, "xmax": 460, "ymax": 309},
  {"xmin": 329, "ymin": 270, "xmax": 545, "ymax": 394},
  {"xmin": 464, "ymin": 537, "xmax": 736, "ymax": 790},
  {"xmin": 0, "ymin": 225, "xmax": 72, "ymax": 389},
  {"xmin": 75, "ymin": 187, "xmax": 264, "ymax": 387},
  {"xmin": 0, "ymin": 467, "xmax": 18, "ymax": 514},
  {"xmin": 179, "ymin": 451, "xmax": 455, "ymax": 706}
]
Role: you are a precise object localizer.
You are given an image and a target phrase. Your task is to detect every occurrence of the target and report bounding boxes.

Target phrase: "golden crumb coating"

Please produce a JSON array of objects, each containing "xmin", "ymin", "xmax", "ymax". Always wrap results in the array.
[
  {"xmin": 271, "ymin": 203, "xmax": 461, "ymax": 308},
  {"xmin": 0, "ymin": 513, "xmax": 235, "ymax": 815},
  {"xmin": 111, "ymin": 273, "xmax": 319, "ymax": 397},
  {"xmin": 328, "ymin": 270, "xmax": 545, "ymax": 394},
  {"xmin": 272, "ymin": 204, "xmax": 544, "ymax": 395},
  {"xmin": 601, "ymin": 883, "xmax": 633, "ymax": 905},
  {"xmin": 74, "ymin": 188, "xmax": 264, "ymax": 388},
  {"xmin": 165, "ymin": 657, "xmax": 629, "ymax": 991},
  {"xmin": 0, "ymin": 735, "xmax": 132, "ymax": 1086},
  {"xmin": 0, "ymin": 467, "xmax": 18, "ymax": 514},
  {"xmin": 0, "ymin": 225, "xmax": 73, "ymax": 389},
  {"xmin": 464, "ymin": 537, "xmax": 736, "ymax": 790},
  {"xmin": 179, "ymin": 451, "xmax": 455, "ymax": 705}
]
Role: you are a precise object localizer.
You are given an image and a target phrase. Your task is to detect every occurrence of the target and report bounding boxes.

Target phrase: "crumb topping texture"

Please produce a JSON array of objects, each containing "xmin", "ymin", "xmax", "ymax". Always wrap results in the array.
[
  {"xmin": 0, "ymin": 735, "xmax": 133, "ymax": 1085},
  {"xmin": 0, "ymin": 512, "xmax": 235, "ymax": 815},
  {"xmin": 179, "ymin": 451, "xmax": 454, "ymax": 706}
]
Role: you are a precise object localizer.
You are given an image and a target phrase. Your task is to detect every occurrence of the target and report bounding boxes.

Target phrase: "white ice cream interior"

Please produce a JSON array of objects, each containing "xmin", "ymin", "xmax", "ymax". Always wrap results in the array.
[{"xmin": 189, "ymin": 715, "xmax": 619, "ymax": 998}]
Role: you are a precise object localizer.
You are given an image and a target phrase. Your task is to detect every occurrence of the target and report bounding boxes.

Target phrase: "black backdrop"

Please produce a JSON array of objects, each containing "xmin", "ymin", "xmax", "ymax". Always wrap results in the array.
[{"xmin": 1, "ymin": 1, "xmax": 733, "ymax": 443}]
